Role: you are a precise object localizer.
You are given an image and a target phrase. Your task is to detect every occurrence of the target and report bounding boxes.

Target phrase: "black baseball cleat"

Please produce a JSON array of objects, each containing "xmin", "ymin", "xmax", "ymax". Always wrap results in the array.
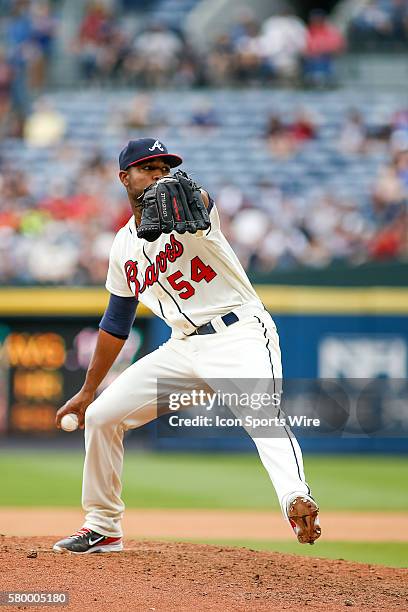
[{"xmin": 53, "ymin": 527, "xmax": 123, "ymax": 554}]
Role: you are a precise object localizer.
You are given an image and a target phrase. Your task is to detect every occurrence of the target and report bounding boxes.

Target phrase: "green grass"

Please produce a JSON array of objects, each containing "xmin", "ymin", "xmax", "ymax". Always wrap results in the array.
[
  {"xmin": 0, "ymin": 451, "xmax": 407, "ymax": 510},
  {"xmin": 184, "ymin": 539, "xmax": 408, "ymax": 568},
  {"xmin": 1, "ymin": 451, "xmax": 406, "ymax": 567}
]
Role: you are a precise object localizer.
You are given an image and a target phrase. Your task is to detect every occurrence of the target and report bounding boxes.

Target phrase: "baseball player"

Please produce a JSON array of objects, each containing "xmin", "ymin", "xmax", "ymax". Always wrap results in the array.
[{"xmin": 53, "ymin": 137, "xmax": 321, "ymax": 554}]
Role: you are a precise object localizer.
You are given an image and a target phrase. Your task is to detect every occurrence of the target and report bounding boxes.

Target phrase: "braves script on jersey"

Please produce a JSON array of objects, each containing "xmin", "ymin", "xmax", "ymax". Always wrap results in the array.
[{"xmin": 106, "ymin": 204, "xmax": 263, "ymax": 338}]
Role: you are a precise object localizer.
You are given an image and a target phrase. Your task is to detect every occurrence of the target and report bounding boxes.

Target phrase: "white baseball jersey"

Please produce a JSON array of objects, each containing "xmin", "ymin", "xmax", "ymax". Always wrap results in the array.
[
  {"xmin": 81, "ymin": 202, "xmax": 314, "ymax": 543},
  {"xmin": 105, "ymin": 204, "xmax": 264, "ymax": 338}
]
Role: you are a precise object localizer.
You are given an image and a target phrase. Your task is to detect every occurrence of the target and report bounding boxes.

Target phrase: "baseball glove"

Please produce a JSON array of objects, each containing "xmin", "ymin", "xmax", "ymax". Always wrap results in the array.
[{"xmin": 137, "ymin": 170, "xmax": 211, "ymax": 242}]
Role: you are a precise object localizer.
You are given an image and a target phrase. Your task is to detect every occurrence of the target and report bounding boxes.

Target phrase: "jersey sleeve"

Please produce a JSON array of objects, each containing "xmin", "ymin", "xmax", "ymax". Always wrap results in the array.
[
  {"xmin": 99, "ymin": 293, "xmax": 138, "ymax": 339},
  {"xmin": 202, "ymin": 196, "xmax": 220, "ymax": 235},
  {"xmin": 105, "ymin": 230, "xmax": 134, "ymax": 298}
]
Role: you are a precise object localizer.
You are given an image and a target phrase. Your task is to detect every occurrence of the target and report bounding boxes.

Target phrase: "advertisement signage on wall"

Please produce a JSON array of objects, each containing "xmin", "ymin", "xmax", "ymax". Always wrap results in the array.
[{"xmin": 0, "ymin": 319, "xmax": 148, "ymax": 435}]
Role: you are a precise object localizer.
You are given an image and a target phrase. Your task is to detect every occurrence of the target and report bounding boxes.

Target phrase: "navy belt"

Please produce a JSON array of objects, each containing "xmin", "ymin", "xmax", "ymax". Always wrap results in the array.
[{"xmin": 189, "ymin": 311, "xmax": 239, "ymax": 336}]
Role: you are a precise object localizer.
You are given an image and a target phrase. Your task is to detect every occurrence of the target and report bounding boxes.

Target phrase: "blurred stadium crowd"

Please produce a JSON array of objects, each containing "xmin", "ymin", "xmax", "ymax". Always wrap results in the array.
[
  {"xmin": 2, "ymin": 0, "xmax": 408, "ymax": 132},
  {"xmin": 0, "ymin": 0, "xmax": 407, "ymax": 285}
]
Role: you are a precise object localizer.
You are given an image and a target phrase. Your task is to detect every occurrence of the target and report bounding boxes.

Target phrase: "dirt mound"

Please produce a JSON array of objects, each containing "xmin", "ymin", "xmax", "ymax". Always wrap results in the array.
[{"xmin": 1, "ymin": 536, "xmax": 407, "ymax": 611}]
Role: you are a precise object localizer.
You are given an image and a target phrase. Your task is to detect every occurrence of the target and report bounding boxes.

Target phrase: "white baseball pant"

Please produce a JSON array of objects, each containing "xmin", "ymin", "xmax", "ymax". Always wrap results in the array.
[{"xmin": 82, "ymin": 306, "xmax": 311, "ymax": 537}]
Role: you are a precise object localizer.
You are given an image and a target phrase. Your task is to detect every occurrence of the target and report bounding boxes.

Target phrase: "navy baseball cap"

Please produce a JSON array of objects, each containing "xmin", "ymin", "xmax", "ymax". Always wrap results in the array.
[{"xmin": 119, "ymin": 138, "xmax": 183, "ymax": 170}]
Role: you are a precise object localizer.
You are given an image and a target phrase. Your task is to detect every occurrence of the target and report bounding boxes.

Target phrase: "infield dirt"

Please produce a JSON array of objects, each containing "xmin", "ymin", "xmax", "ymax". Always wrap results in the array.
[
  {"xmin": 2, "ymin": 508, "xmax": 407, "ymax": 541},
  {"xmin": 2, "ymin": 536, "xmax": 407, "ymax": 612}
]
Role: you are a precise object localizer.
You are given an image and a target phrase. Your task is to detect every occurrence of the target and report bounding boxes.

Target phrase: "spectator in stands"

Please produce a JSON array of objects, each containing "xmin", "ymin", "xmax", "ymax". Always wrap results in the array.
[
  {"xmin": 264, "ymin": 109, "xmax": 316, "ymax": 158},
  {"xmin": 0, "ymin": 165, "xmax": 32, "ymax": 207},
  {"xmin": 173, "ymin": 39, "xmax": 205, "ymax": 88},
  {"xmin": 5, "ymin": 0, "xmax": 32, "ymax": 61},
  {"xmin": 215, "ymin": 183, "xmax": 246, "ymax": 217},
  {"xmin": 79, "ymin": 226, "xmax": 116, "ymax": 284},
  {"xmin": 390, "ymin": 128, "xmax": 408, "ymax": 154},
  {"xmin": 228, "ymin": 8, "xmax": 272, "ymax": 85},
  {"xmin": 5, "ymin": 0, "xmax": 33, "ymax": 132},
  {"xmin": 255, "ymin": 180, "xmax": 284, "ymax": 214},
  {"xmin": 229, "ymin": 206, "xmax": 270, "ymax": 269},
  {"xmin": 371, "ymin": 155, "xmax": 406, "ymax": 225},
  {"xmin": 0, "ymin": 49, "xmax": 13, "ymax": 140},
  {"xmin": 365, "ymin": 115, "xmax": 392, "ymax": 150},
  {"xmin": 388, "ymin": 0, "xmax": 408, "ymax": 43},
  {"xmin": 395, "ymin": 148, "xmax": 408, "ymax": 189},
  {"xmin": 264, "ymin": 113, "xmax": 293, "ymax": 158},
  {"xmin": 349, "ymin": 0, "xmax": 392, "ymax": 49},
  {"xmin": 369, "ymin": 218, "xmax": 406, "ymax": 259},
  {"xmin": 29, "ymin": 1, "xmax": 57, "ymax": 90},
  {"xmin": 390, "ymin": 108, "xmax": 408, "ymax": 153},
  {"xmin": 76, "ymin": 2, "xmax": 127, "ymax": 83},
  {"xmin": 23, "ymin": 97, "xmax": 66, "ymax": 147},
  {"xmin": 174, "ymin": 57, "xmax": 201, "ymax": 88},
  {"xmin": 205, "ymin": 33, "xmax": 236, "ymax": 86},
  {"xmin": 229, "ymin": 7, "xmax": 259, "ymax": 47},
  {"xmin": 130, "ymin": 21, "xmax": 183, "ymax": 87},
  {"xmin": 252, "ymin": 222, "xmax": 328, "ymax": 271},
  {"xmin": 120, "ymin": 94, "xmax": 167, "ymax": 131},
  {"xmin": 392, "ymin": 108, "xmax": 408, "ymax": 133},
  {"xmin": 369, "ymin": 151, "xmax": 407, "ymax": 261},
  {"xmin": 257, "ymin": 8, "xmax": 307, "ymax": 81},
  {"xmin": 303, "ymin": 9, "xmax": 345, "ymax": 87},
  {"xmin": 338, "ymin": 109, "xmax": 368, "ymax": 155},
  {"xmin": 188, "ymin": 98, "xmax": 219, "ymax": 131},
  {"xmin": 97, "ymin": 17, "xmax": 129, "ymax": 84},
  {"xmin": 76, "ymin": 1, "xmax": 106, "ymax": 80},
  {"xmin": 74, "ymin": 152, "xmax": 122, "ymax": 207},
  {"xmin": 234, "ymin": 29, "xmax": 270, "ymax": 85},
  {"xmin": 290, "ymin": 107, "xmax": 317, "ymax": 144},
  {"xmin": 349, "ymin": 0, "xmax": 408, "ymax": 50}
]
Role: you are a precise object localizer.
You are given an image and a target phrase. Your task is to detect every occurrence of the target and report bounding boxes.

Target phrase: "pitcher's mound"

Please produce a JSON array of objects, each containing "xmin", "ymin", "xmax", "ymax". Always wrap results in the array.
[{"xmin": 1, "ymin": 537, "xmax": 407, "ymax": 611}]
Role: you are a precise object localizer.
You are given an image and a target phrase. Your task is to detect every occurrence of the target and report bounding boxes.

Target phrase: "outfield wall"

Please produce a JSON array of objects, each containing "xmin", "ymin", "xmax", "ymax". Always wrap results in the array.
[{"xmin": 0, "ymin": 286, "xmax": 407, "ymax": 452}]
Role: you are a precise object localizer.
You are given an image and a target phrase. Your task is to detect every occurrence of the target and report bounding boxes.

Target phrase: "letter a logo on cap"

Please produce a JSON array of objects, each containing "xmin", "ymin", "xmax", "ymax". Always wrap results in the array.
[{"xmin": 148, "ymin": 140, "xmax": 165, "ymax": 152}]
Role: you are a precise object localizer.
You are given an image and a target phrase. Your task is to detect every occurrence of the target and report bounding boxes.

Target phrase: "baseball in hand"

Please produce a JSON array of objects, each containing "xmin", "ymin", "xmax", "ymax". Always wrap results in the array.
[{"xmin": 60, "ymin": 413, "xmax": 79, "ymax": 432}]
